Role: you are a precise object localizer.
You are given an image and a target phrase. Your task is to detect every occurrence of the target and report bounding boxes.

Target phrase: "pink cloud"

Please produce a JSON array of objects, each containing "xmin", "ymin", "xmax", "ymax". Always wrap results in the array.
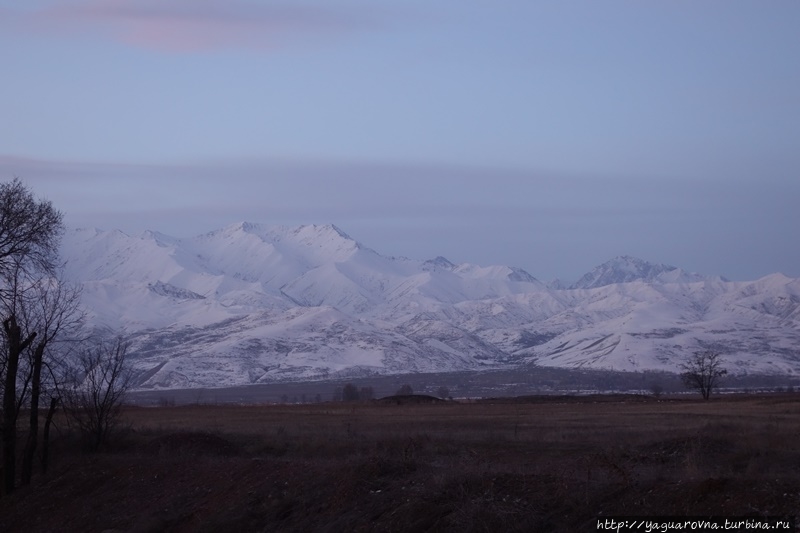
[{"xmin": 12, "ymin": 0, "xmax": 385, "ymax": 53}]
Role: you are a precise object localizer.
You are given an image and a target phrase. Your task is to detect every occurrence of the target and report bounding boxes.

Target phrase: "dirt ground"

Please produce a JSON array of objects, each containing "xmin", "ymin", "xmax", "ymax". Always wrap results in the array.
[{"xmin": 2, "ymin": 394, "xmax": 799, "ymax": 532}]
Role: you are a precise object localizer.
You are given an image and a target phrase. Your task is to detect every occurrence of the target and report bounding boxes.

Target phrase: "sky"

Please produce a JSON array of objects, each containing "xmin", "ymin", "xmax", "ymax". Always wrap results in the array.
[{"xmin": 1, "ymin": 0, "xmax": 798, "ymax": 283}]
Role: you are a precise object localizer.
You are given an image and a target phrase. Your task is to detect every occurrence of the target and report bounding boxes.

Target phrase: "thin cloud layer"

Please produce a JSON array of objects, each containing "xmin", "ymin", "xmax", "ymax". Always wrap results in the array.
[
  {"xmin": 7, "ymin": 0, "xmax": 388, "ymax": 53},
  {"xmin": 4, "ymin": 155, "xmax": 799, "ymax": 282}
]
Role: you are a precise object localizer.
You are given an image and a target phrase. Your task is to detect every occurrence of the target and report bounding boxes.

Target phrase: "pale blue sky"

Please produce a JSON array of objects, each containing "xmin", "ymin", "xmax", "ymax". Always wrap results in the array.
[{"xmin": 1, "ymin": 1, "xmax": 798, "ymax": 282}]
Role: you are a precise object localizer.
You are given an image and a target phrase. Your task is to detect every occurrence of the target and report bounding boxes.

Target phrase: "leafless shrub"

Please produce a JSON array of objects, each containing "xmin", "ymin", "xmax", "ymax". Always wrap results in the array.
[{"xmin": 63, "ymin": 337, "xmax": 132, "ymax": 451}]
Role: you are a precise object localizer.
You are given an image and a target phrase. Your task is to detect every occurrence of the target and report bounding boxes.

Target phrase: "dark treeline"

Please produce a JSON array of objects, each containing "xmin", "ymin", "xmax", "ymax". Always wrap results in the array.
[{"xmin": 127, "ymin": 365, "xmax": 800, "ymax": 406}]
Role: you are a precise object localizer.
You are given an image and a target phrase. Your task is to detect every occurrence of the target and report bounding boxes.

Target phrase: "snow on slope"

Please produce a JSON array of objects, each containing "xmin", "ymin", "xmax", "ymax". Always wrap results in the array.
[
  {"xmin": 570, "ymin": 255, "xmax": 718, "ymax": 289},
  {"xmin": 456, "ymin": 275, "xmax": 800, "ymax": 374},
  {"xmin": 60, "ymin": 225, "xmax": 800, "ymax": 389}
]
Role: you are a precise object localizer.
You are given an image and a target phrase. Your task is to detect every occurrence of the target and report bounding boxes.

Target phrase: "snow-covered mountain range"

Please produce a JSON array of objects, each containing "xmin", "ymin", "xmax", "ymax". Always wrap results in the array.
[{"xmin": 60, "ymin": 222, "xmax": 800, "ymax": 389}]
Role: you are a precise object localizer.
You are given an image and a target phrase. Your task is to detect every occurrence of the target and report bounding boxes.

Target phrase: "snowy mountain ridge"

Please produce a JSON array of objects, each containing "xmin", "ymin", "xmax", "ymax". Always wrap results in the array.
[
  {"xmin": 59, "ymin": 223, "xmax": 800, "ymax": 389},
  {"xmin": 569, "ymin": 255, "xmax": 723, "ymax": 289}
]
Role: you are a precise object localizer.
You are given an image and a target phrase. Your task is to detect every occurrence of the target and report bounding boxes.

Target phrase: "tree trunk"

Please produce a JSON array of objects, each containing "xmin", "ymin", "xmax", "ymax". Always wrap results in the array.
[
  {"xmin": 2, "ymin": 315, "xmax": 36, "ymax": 495},
  {"xmin": 41, "ymin": 396, "xmax": 58, "ymax": 475},
  {"xmin": 21, "ymin": 341, "xmax": 46, "ymax": 486}
]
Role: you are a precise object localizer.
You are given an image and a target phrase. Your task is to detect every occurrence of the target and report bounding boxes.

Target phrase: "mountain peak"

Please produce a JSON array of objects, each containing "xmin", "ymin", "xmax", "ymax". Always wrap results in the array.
[
  {"xmin": 507, "ymin": 266, "xmax": 538, "ymax": 283},
  {"xmin": 570, "ymin": 255, "xmax": 719, "ymax": 289},
  {"xmin": 140, "ymin": 229, "xmax": 177, "ymax": 247},
  {"xmin": 201, "ymin": 221, "xmax": 256, "ymax": 239},
  {"xmin": 328, "ymin": 224, "xmax": 351, "ymax": 239},
  {"xmin": 291, "ymin": 223, "xmax": 353, "ymax": 242},
  {"xmin": 210, "ymin": 222, "xmax": 354, "ymax": 244},
  {"xmin": 570, "ymin": 256, "xmax": 678, "ymax": 289},
  {"xmin": 423, "ymin": 256, "xmax": 456, "ymax": 271}
]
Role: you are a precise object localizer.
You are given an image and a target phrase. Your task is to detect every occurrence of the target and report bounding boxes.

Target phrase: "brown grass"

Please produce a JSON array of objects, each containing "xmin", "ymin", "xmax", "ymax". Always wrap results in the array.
[{"xmin": 2, "ymin": 394, "xmax": 800, "ymax": 532}]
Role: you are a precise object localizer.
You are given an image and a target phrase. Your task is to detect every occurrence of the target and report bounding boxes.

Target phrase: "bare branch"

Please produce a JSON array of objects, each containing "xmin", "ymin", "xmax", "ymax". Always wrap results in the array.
[
  {"xmin": 680, "ymin": 350, "xmax": 728, "ymax": 400},
  {"xmin": 0, "ymin": 178, "xmax": 63, "ymax": 279},
  {"xmin": 63, "ymin": 337, "xmax": 132, "ymax": 451},
  {"xmin": 0, "ymin": 179, "xmax": 69, "ymax": 493}
]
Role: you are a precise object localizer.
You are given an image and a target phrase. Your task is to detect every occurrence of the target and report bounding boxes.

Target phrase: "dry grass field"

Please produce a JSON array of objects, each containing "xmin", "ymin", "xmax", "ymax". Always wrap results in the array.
[{"xmin": 2, "ymin": 393, "xmax": 799, "ymax": 532}]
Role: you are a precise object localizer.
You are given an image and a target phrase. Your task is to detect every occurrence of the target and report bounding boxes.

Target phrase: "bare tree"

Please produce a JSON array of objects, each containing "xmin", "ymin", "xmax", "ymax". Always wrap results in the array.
[
  {"xmin": 680, "ymin": 350, "xmax": 727, "ymax": 400},
  {"xmin": 436, "ymin": 386, "xmax": 450, "ymax": 400},
  {"xmin": 396, "ymin": 384, "xmax": 413, "ymax": 396},
  {"xmin": 0, "ymin": 179, "xmax": 64, "ymax": 495},
  {"xmin": 18, "ymin": 275, "xmax": 83, "ymax": 485},
  {"xmin": 63, "ymin": 337, "xmax": 131, "ymax": 452},
  {"xmin": 2, "ymin": 314, "xmax": 36, "ymax": 493},
  {"xmin": 0, "ymin": 178, "xmax": 63, "ymax": 280},
  {"xmin": 342, "ymin": 383, "xmax": 359, "ymax": 402},
  {"xmin": 332, "ymin": 386, "xmax": 343, "ymax": 402},
  {"xmin": 358, "ymin": 386, "xmax": 374, "ymax": 401},
  {"xmin": 649, "ymin": 383, "xmax": 664, "ymax": 398}
]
